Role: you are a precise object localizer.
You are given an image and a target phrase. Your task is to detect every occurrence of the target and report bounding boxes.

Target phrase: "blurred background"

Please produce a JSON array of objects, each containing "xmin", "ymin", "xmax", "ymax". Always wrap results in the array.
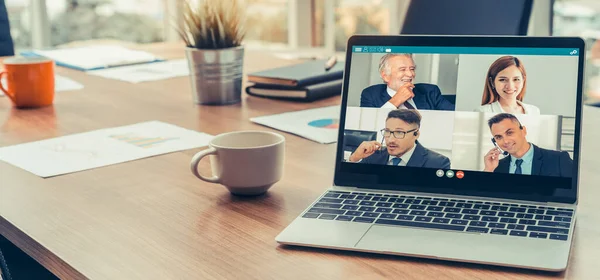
[
  {"xmin": 6, "ymin": 0, "xmax": 397, "ymax": 51},
  {"xmin": 5, "ymin": 0, "xmax": 600, "ymax": 99}
]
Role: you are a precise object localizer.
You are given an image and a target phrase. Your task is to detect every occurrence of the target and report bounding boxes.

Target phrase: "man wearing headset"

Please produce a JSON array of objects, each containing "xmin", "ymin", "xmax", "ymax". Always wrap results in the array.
[
  {"xmin": 347, "ymin": 109, "xmax": 450, "ymax": 169},
  {"xmin": 483, "ymin": 113, "xmax": 573, "ymax": 177}
]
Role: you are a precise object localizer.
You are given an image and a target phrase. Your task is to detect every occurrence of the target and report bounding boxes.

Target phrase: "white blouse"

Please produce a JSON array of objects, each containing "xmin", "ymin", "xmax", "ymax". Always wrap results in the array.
[{"xmin": 477, "ymin": 100, "xmax": 540, "ymax": 115}]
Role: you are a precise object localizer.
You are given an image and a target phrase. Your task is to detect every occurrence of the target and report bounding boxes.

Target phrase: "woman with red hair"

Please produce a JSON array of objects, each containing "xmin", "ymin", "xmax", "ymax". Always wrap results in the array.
[{"xmin": 478, "ymin": 56, "xmax": 540, "ymax": 115}]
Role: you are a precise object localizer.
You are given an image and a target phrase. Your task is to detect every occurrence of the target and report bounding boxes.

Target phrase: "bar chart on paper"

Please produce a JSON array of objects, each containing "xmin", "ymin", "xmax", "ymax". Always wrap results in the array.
[
  {"xmin": 109, "ymin": 134, "xmax": 179, "ymax": 148},
  {"xmin": 0, "ymin": 121, "xmax": 212, "ymax": 177}
]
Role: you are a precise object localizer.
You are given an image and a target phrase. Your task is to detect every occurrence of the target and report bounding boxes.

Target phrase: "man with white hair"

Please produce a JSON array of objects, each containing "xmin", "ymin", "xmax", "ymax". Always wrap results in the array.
[{"xmin": 360, "ymin": 53, "xmax": 454, "ymax": 110}]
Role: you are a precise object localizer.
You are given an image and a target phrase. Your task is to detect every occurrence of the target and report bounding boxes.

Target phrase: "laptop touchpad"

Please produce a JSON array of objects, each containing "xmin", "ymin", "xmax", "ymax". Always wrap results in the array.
[
  {"xmin": 356, "ymin": 225, "xmax": 569, "ymax": 270},
  {"xmin": 276, "ymin": 218, "xmax": 371, "ymax": 248}
]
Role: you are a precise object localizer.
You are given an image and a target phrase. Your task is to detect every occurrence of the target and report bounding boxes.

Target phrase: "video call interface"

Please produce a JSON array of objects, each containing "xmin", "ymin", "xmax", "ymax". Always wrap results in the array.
[{"xmin": 342, "ymin": 45, "xmax": 579, "ymax": 185}]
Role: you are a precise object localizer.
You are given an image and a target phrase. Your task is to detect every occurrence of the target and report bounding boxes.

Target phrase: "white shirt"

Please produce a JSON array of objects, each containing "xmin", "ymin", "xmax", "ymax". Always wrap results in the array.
[
  {"xmin": 381, "ymin": 87, "xmax": 418, "ymax": 109},
  {"xmin": 477, "ymin": 100, "xmax": 540, "ymax": 115},
  {"xmin": 387, "ymin": 143, "xmax": 417, "ymax": 166}
]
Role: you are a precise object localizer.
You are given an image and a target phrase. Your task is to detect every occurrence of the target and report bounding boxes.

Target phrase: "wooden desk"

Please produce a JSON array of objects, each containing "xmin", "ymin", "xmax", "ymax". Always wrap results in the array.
[{"xmin": 1, "ymin": 44, "xmax": 599, "ymax": 279}]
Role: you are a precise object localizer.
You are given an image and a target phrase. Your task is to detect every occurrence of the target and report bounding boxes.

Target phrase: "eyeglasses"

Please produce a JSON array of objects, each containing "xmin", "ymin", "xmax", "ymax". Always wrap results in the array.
[{"xmin": 380, "ymin": 128, "xmax": 418, "ymax": 139}]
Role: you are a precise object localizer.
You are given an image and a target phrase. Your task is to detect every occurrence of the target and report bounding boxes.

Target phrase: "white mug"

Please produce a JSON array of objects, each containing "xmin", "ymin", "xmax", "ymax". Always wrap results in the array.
[{"xmin": 190, "ymin": 131, "xmax": 285, "ymax": 195}]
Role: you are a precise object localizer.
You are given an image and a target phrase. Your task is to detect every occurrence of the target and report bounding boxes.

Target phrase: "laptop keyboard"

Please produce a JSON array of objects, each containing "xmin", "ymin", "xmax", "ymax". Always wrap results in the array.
[{"xmin": 302, "ymin": 191, "xmax": 574, "ymax": 241}]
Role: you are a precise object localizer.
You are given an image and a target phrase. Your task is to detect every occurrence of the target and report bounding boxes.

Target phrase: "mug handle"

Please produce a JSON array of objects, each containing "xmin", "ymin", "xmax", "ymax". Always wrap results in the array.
[
  {"xmin": 0, "ymin": 71, "xmax": 15, "ymax": 102},
  {"xmin": 190, "ymin": 147, "xmax": 220, "ymax": 183}
]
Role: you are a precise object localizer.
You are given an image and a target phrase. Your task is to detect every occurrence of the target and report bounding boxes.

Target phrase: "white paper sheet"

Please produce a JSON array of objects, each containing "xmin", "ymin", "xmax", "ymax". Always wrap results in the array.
[
  {"xmin": 32, "ymin": 45, "xmax": 160, "ymax": 71},
  {"xmin": 0, "ymin": 121, "xmax": 212, "ymax": 178},
  {"xmin": 0, "ymin": 74, "xmax": 83, "ymax": 97},
  {"xmin": 55, "ymin": 75, "xmax": 84, "ymax": 91},
  {"xmin": 250, "ymin": 106, "xmax": 340, "ymax": 144},
  {"xmin": 86, "ymin": 59, "xmax": 189, "ymax": 83}
]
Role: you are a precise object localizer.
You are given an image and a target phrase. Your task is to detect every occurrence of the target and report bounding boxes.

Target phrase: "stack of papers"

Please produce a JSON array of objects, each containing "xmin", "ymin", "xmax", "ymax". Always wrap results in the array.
[
  {"xmin": 0, "ymin": 121, "xmax": 212, "ymax": 177},
  {"xmin": 25, "ymin": 45, "xmax": 163, "ymax": 71},
  {"xmin": 250, "ymin": 106, "xmax": 340, "ymax": 144},
  {"xmin": 87, "ymin": 59, "xmax": 189, "ymax": 83}
]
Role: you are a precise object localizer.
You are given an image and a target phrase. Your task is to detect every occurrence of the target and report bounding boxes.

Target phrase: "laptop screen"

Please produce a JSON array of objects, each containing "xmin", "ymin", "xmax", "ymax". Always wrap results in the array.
[{"xmin": 335, "ymin": 36, "xmax": 584, "ymax": 204}]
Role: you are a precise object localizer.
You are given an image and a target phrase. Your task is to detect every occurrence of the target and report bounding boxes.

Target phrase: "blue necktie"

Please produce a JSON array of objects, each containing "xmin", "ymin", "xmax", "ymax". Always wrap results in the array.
[
  {"xmin": 391, "ymin": 158, "xmax": 401, "ymax": 166},
  {"xmin": 515, "ymin": 159, "xmax": 523, "ymax": 175}
]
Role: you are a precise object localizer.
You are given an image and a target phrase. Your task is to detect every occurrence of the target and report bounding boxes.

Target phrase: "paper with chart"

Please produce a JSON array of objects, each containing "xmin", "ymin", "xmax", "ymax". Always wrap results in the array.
[
  {"xmin": 0, "ymin": 121, "xmax": 212, "ymax": 178},
  {"xmin": 87, "ymin": 59, "xmax": 189, "ymax": 83},
  {"xmin": 250, "ymin": 106, "xmax": 340, "ymax": 144}
]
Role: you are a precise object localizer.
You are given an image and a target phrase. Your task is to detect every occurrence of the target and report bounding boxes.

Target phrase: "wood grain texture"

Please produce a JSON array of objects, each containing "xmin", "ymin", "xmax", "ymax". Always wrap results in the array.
[{"xmin": 1, "ymin": 43, "xmax": 599, "ymax": 280}]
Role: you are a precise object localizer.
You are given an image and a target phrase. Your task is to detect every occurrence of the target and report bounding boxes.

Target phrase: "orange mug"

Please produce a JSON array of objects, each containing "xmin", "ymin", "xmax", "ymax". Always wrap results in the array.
[{"xmin": 0, "ymin": 57, "xmax": 55, "ymax": 108}]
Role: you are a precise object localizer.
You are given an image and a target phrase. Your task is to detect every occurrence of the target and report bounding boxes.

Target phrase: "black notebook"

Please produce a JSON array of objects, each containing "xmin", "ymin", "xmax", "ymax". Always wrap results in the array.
[
  {"xmin": 247, "ymin": 59, "xmax": 344, "ymax": 87},
  {"xmin": 246, "ymin": 79, "xmax": 342, "ymax": 102}
]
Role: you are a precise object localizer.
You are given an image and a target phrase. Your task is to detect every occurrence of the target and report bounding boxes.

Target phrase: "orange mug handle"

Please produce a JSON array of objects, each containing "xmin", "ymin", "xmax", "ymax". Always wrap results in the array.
[{"xmin": 0, "ymin": 71, "xmax": 15, "ymax": 102}]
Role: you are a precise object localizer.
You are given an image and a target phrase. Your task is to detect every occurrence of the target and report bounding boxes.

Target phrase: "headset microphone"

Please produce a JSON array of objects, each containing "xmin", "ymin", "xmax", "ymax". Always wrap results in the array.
[{"xmin": 491, "ymin": 138, "xmax": 509, "ymax": 156}]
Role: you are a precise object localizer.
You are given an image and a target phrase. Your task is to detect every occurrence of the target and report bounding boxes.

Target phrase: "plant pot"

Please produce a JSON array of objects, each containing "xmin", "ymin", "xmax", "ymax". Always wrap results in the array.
[{"xmin": 185, "ymin": 46, "xmax": 245, "ymax": 105}]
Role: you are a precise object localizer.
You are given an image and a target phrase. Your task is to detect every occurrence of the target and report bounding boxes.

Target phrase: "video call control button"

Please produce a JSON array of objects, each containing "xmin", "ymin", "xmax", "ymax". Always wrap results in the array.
[{"xmin": 436, "ymin": 169, "xmax": 444, "ymax": 177}]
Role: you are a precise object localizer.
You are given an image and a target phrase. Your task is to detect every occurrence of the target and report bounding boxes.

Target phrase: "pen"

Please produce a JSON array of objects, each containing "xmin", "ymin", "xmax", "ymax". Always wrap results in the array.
[{"xmin": 324, "ymin": 55, "xmax": 337, "ymax": 71}]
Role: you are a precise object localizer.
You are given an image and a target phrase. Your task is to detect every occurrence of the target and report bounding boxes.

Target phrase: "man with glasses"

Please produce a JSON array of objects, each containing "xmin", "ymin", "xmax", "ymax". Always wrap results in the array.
[{"xmin": 347, "ymin": 109, "xmax": 450, "ymax": 168}]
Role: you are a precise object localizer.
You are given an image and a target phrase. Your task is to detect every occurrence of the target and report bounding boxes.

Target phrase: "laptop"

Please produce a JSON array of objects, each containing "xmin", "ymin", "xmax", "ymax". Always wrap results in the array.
[{"xmin": 276, "ymin": 35, "xmax": 584, "ymax": 271}]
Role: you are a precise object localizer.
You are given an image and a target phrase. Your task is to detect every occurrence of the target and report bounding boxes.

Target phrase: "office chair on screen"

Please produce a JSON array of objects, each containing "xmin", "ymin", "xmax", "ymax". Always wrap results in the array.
[
  {"xmin": 343, "ymin": 130, "xmax": 378, "ymax": 153},
  {"xmin": 401, "ymin": 0, "xmax": 533, "ymax": 35},
  {"xmin": 0, "ymin": 239, "xmax": 12, "ymax": 280},
  {"xmin": 0, "ymin": 0, "xmax": 15, "ymax": 56}
]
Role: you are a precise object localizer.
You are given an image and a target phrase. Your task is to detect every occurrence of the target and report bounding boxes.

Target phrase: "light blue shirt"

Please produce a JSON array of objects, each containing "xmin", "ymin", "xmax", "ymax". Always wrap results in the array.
[
  {"xmin": 387, "ymin": 143, "xmax": 416, "ymax": 166},
  {"xmin": 509, "ymin": 143, "xmax": 534, "ymax": 175}
]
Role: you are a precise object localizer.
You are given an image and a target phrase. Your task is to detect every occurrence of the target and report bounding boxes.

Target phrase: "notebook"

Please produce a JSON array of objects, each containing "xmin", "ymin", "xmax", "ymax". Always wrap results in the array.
[
  {"xmin": 247, "ymin": 59, "xmax": 344, "ymax": 87},
  {"xmin": 22, "ymin": 45, "xmax": 164, "ymax": 71},
  {"xmin": 246, "ymin": 79, "xmax": 342, "ymax": 102},
  {"xmin": 276, "ymin": 35, "xmax": 585, "ymax": 272}
]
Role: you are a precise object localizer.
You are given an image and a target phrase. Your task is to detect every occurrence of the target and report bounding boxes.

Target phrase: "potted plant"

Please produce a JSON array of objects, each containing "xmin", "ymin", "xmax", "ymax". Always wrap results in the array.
[{"xmin": 178, "ymin": 0, "xmax": 246, "ymax": 105}]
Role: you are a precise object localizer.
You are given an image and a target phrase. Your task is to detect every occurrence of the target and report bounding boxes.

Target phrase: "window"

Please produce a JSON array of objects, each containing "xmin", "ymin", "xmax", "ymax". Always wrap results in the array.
[
  {"xmin": 553, "ymin": 0, "xmax": 600, "ymax": 99},
  {"xmin": 314, "ymin": 0, "xmax": 394, "ymax": 52},
  {"xmin": 332, "ymin": 0, "xmax": 391, "ymax": 51},
  {"xmin": 6, "ymin": 0, "xmax": 30, "ymax": 51},
  {"xmin": 7, "ymin": 0, "xmax": 399, "ymax": 54},
  {"xmin": 245, "ymin": 0, "xmax": 288, "ymax": 47},
  {"xmin": 48, "ymin": 0, "xmax": 165, "ymax": 47}
]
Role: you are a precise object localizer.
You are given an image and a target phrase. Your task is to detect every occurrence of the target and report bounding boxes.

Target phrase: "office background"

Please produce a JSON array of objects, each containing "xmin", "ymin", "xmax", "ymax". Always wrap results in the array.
[
  {"xmin": 3, "ymin": 0, "xmax": 600, "ymax": 279},
  {"xmin": 455, "ymin": 54, "xmax": 580, "ymax": 117},
  {"xmin": 5, "ymin": 1, "xmax": 600, "ymax": 104},
  {"xmin": 346, "ymin": 53, "xmax": 459, "ymax": 107},
  {"xmin": 344, "ymin": 107, "xmax": 454, "ymax": 159},
  {"xmin": 451, "ymin": 112, "xmax": 565, "ymax": 171}
]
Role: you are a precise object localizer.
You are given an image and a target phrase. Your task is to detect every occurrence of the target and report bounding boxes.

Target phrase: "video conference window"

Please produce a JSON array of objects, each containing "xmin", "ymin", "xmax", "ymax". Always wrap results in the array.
[{"xmin": 343, "ymin": 46, "xmax": 578, "ymax": 179}]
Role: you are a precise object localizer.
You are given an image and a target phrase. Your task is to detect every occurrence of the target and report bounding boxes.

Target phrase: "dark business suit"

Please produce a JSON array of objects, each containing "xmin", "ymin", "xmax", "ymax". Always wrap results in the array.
[
  {"xmin": 494, "ymin": 144, "xmax": 573, "ymax": 177},
  {"xmin": 360, "ymin": 83, "xmax": 455, "ymax": 110},
  {"xmin": 360, "ymin": 142, "xmax": 451, "ymax": 169}
]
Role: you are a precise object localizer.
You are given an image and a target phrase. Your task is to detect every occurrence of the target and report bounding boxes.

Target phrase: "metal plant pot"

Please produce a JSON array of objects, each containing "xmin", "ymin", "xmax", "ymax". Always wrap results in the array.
[{"xmin": 185, "ymin": 46, "xmax": 245, "ymax": 105}]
